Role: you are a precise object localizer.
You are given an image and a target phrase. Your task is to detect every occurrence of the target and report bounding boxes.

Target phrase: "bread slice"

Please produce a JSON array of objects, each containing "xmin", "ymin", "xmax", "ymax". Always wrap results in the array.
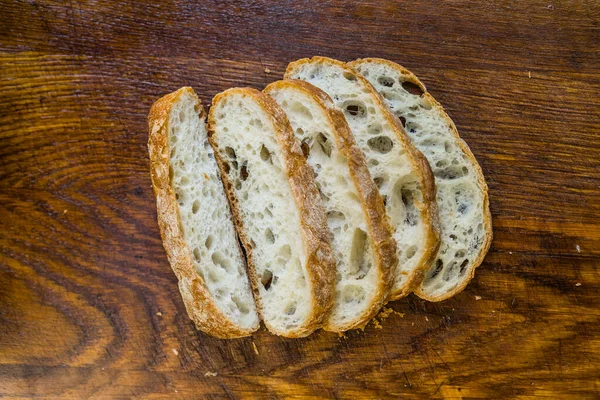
[
  {"xmin": 148, "ymin": 87, "xmax": 259, "ymax": 338},
  {"xmin": 350, "ymin": 58, "xmax": 493, "ymax": 301},
  {"xmin": 264, "ymin": 80, "xmax": 397, "ymax": 332},
  {"xmin": 285, "ymin": 57, "xmax": 440, "ymax": 300},
  {"xmin": 207, "ymin": 88, "xmax": 335, "ymax": 337}
]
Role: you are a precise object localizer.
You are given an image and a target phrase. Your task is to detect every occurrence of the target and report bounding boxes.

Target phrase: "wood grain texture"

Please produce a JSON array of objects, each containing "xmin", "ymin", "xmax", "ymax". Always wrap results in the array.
[{"xmin": 1, "ymin": 0, "xmax": 599, "ymax": 398}]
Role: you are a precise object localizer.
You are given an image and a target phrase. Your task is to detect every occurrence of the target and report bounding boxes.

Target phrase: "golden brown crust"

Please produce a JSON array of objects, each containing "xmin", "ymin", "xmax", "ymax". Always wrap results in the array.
[
  {"xmin": 147, "ymin": 87, "xmax": 258, "ymax": 338},
  {"xmin": 349, "ymin": 58, "xmax": 493, "ymax": 302},
  {"xmin": 264, "ymin": 79, "xmax": 398, "ymax": 332},
  {"xmin": 285, "ymin": 57, "xmax": 441, "ymax": 300},
  {"xmin": 207, "ymin": 87, "xmax": 335, "ymax": 338}
]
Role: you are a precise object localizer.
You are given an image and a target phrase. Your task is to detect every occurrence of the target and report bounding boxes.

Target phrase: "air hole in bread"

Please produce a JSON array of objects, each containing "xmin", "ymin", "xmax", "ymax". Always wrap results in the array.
[
  {"xmin": 399, "ymin": 116, "xmax": 407, "ymax": 127},
  {"xmin": 406, "ymin": 245, "xmax": 418, "ymax": 259},
  {"xmin": 290, "ymin": 101, "xmax": 313, "ymax": 120},
  {"xmin": 193, "ymin": 247, "xmax": 201, "ymax": 263},
  {"xmin": 401, "ymin": 81, "xmax": 424, "ymax": 96},
  {"xmin": 342, "ymin": 285, "xmax": 365, "ymax": 304},
  {"xmin": 444, "ymin": 141, "xmax": 452, "ymax": 153},
  {"xmin": 169, "ymin": 165, "xmax": 174, "ymax": 181},
  {"xmin": 450, "ymin": 234, "xmax": 457, "ymax": 241},
  {"xmin": 208, "ymin": 270, "xmax": 219, "ymax": 283},
  {"xmin": 315, "ymin": 132, "xmax": 332, "ymax": 157},
  {"xmin": 300, "ymin": 139, "xmax": 310, "ymax": 158},
  {"xmin": 367, "ymin": 123, "xmax": 382, "ymax": 135},
  {"xmin": 232, "ymin": 295, "xmax": 250, "ymax": 314},
  {"xmin": 284, "ymin": 302, "xmax": 297, "ymax": 315},
  {"xmin": 368, "ymin": 159, "xmax": 379, "ymax": 167},
  {"xmin": 205, "ymin": 235, "xmax": 215, "ymax": 250},
  {"xmin": 429, "ymin": 259, "xmax": 443, "ymax": 279},
  {"xmin": 343, "ymin": 71, "xmax": 357, "ymax": 81},
  {"xmin": 459, "ymin": 259, "xmax": 469, "ymax": 274},
  {"xmin": 192, "ymin": 200, "xmax": 200, "ymax": 214},
  {"xmin": 249, "ymin": 238, "xmax": 256, "ymax": 248},
  {"xmin": 278, "ymin": 244, "xmax": 291, "ymax": 260},
  {"xmin": 455, "ymin": 249, "xmax": 466, "ymax": 258},
  {"xmin": 400, "ymin": 185, "xmax": 419, "ymax": 226},
  {"xmin": 261, "ymin": 269, "xmax": 273, "ymax": 290},
  {"xmin": 211, "ymin": 251, "xmax": 233, "ymax": 273},
  {"xmin": 326, "ymin": 211, "xmax": 346, "ymax": 232},
  {"xmin": 405, "ymin": 121, "xmax": 421, "ymax": 134},
  {"xmin": 223, "ymin": 162, "xmax": 230, "ymax": 174},
  {"xmin": 367, "ymin": 136, "xmax": 394, "ymax": 154},
  {"xmin": 260, "ymin": 144, "xmax": 273, "ymax": 164},
  {"xmin": 336, "ymin": 174, "xmax": 347, "ymax": 186},
  {"xmin": 343, "ymin": 100, "xmax": 367, "ymax": 118},
  {"xmin": 382, "ymin": 91, "xmax": 401, "ymax": 101},
  {"xmin": 419, "ymin": 98, "xmax": 432, "ymax": 110},
  {"xmin": 349, "ymin": 228, "xmax": 371, "ymax": 279},
  {"xmin": 443, "ymin": 261, "xmax": 457, "ymax": 281},
  {"xmin": 377, "ymin": 76, "xmax": 395, "ymax": 87},
  {"xmin": 434, "ymin": 165, "xmax": 467, "ymax": 180},
  {"xmin": 373, "ymin": 176, "xmax": 385, "ymax": 189},
  {"xmin": 240, "ymin": 163, "xmax": 249, "ymax": 181},
  {"xmin": 225, "ymin": 146, "xmax": 236, "ymax": 160},
  {"xmin": 435, "ymin": 160, "xmax": 448, "ymax": 168},
  {"xmin": 382, "ymin": 194, "xmax": 388, "ymax": 206},
  {"xmin": 265, "ymin": 228, "xmax": 275, "ymax": 244}
]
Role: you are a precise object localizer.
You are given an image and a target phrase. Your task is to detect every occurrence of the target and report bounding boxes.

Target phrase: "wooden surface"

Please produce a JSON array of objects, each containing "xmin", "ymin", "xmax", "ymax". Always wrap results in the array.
[{"xmin": 1, "ymin": 1, "xmax": 599, "ymax": 398}]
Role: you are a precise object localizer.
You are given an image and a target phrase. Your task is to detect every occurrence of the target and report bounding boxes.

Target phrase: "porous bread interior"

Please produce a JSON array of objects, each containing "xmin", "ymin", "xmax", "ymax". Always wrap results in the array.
[
  {"xmin": 167, "ymin": 91, "xmax": 258, "ymax": 329},
  {"xmin": 211, "ymin": 92, "xmax": 312, "ymax": 332},
  {"xmin": 268, "ymin": 86, "xmax": 379, "ymax": 328},
  {"xmin": 355, "ymin": 61, "xmax": 487, "ymax": 298},
  {"xmin": 288, "ymin": 63, "xmax": 427, "ymax": 293}
]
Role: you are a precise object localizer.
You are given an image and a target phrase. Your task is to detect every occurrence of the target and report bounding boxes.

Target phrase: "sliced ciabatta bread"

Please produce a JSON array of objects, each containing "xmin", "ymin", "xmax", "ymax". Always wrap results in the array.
[
  {"xmin": 264, "ymin": 80, "xmax": 397, "ymax": 332},
  {"xmin": 350, "ymin": 58, "xmax": 492, "ymax": 301},
  {"xmin": 208, "ymin": 88, "xmax": 335, "ymax": 337},
  {"xmin": 148, "ymin": 87, "xmax": 259, "ymax": 338},
  {"xmin": 285, "ymin": 57, "xmax": 440, "ymax": 300}
]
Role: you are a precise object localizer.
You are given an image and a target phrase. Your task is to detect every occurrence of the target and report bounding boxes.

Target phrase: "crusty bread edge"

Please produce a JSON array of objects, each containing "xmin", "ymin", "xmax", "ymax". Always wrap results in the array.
[
  {"xmin": 285, "ymin": 57, "xmax": 441, "ymax": 300},
  {"xmin": 148, "ymin": 86, "xmax": 258, "ymax": 338},
  {"xmin": 207, "ymin": 87, "xmax": 336, "ymax": 338},
  {"xmin": 265, "ymin": 79, "xmax": 398, "ymax": 331},
  {"xmin": 350, "ymin": 58, "xmax": 493, "ymax": 301}
]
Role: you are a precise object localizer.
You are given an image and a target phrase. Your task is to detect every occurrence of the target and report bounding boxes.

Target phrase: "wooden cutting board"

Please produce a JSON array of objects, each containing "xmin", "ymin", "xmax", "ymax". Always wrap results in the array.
[{"xmin": 1, "ymin": 1, "xmax": 599, "ymax": 398}]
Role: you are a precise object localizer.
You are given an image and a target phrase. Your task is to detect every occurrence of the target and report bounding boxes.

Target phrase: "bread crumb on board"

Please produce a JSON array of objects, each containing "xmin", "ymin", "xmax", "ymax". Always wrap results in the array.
[
  {"xmin": 172, "ymin": 349, "xmax": 178, "ymax": 356},
  {"xmin": 378, "ymin": 307, "xmax": 405, "ymax": 320},
  {"xmin": 264, "ymin": 67, "xmax": 271, "ymax": 73},
  {"xmin": 204, "ymin": 371, "xmax": 218, "ymax": 377},
  {"xmin": 252, "ymin": 342, "xmax": 259, "ymax": 355},
  {"xmin": 368, "ymin": 307, "xmax": 406, "ymax": 330},
  {"xmin": 576, "ymin": 244, "xmax": 581, "ymax": 253},
  {"xmin": 576, "ymin": 282, "xmax": 582, "ymax": 287},
  {"xmin": 475, "ymin": 295, "xmax": 482, "ymax": 300}
]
